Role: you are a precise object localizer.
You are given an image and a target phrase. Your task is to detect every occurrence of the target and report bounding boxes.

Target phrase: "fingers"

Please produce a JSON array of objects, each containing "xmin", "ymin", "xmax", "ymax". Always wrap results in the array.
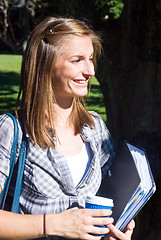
[
  {"xmin": 85, "ymin": 208, "xmax": 113, "ymax": 217},
  {"xmin": 107, "ymin": 223, "xmax": 133, "ymax": 240},
  {"xmin": 78, "ymin": 208, "xmax": 113, "ymax": 227},
  {"xmin": 86, "ymin": 225, "xmax": 110, "ymax": 237},
  {"xmin": 126, "ymin": 220, "xmax": 135, "ymax": 231},
  {"xmin": 81, "ymin": 232, "xmax": 102, "ymax": 240},
  {"xmin": 67, "ymin": 209, "xmax": 134, "ymax": 240},
  {"xmin": 78, "ymin": 208, "xmax": 114, "ymax": 237},
  {"xmin": 53, "ymin": 207, "xmax": 114, "ymax": 240},
  {"xmin": 109, "ymin": 236, "xmax": 117, "ymax": 240},
  {"xmin": 92, "ymin": 216, "xmax": 114, "ymax": 226}
]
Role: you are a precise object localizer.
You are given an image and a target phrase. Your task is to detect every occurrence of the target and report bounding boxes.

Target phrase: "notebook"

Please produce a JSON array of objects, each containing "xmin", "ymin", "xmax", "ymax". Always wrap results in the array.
[{"xmin": 97, "ymin": 141, "xmax": 156, "ymax": 231}]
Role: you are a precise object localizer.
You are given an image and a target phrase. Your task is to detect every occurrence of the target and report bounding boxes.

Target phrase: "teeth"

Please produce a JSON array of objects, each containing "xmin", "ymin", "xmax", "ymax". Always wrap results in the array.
[
  {"xmin": 79, "ymin": 81, "xmax": 85, "ymax": 83},
  {"xmin": 74, "ymin": 80, "xmax": 87, "ymax": 84}
]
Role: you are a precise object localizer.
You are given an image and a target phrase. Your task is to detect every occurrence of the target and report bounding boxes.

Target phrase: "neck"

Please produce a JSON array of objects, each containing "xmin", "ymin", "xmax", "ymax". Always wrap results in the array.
[
  {"xmin": 53, "ymin": 97, "xmax": 74, "ymax": 128},
  {"xmin": 55, "ymin": 96, "xmax": 74, "ymax": 109}
]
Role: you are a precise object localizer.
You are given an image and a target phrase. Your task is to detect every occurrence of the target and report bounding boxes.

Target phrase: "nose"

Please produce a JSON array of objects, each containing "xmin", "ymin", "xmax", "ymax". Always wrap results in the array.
[{"xmin": 83, "ymin": 60, "xmax": 95, "ymax": 77}]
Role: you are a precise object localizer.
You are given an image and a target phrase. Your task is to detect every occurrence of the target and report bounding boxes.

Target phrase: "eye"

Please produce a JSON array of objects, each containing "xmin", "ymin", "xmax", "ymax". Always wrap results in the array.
[
  {"xmin": 90, "ymin": 57, "xmax": 94, "ymax": 62},
  {"xmin": 70, "ymin": 56, "xmax": 82, "ymax": 63},
  {"xmin": 71, "ymin": 58, "xmax": 81, "ymax": 63}
]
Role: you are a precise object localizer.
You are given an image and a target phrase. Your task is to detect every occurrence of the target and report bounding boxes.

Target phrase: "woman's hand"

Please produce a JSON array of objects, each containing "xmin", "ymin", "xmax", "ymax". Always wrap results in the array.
[
  {"xmin": 46, "ymin": 207, "xmax": 114, "ymax": 240},
  {"xmin": 105, "ymin": 220, "xmax": 135, "ymax": 240}
]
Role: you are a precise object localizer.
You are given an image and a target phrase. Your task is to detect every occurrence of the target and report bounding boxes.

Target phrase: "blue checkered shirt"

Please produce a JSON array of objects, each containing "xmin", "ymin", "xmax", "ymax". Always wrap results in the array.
[{"xmin": 0, "ymin": 112, "xmax": 115, "ymax": 223}]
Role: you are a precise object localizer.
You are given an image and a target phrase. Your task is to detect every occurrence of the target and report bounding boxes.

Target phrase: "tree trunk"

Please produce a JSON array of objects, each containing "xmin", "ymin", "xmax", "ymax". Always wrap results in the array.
[{"xmin": 96, "ymin": 0, "xmax": 161, "ymax": 239}]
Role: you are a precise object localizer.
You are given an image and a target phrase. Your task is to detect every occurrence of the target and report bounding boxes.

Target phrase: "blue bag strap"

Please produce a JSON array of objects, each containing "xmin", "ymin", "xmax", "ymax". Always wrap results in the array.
[
  {"xmin": 11, "ymin": 135, "xmax": 26, "ymax": 213},
  {"xmin": 0, "ymin": 113, "xmax": 19, "ymax": 210},
  {"xmin": 0, "ymin": 113, "xmax": 26, "ymax": 213}
]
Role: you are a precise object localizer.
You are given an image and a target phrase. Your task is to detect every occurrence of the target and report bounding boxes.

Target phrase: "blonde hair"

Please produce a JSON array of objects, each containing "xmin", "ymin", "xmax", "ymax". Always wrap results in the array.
[{"xmin": 16, "ymin": 16, "xmax": 102, "ymax": 148}]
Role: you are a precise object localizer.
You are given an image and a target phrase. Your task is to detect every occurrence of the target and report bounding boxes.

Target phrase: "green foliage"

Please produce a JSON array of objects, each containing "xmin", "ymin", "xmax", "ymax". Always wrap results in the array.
[
  {"xmin": 108, "ymin": 0, "xmax": 124, "ymax": 19},
  {"xmin": 94, "ymin": 0, "xmax": 124, "ymax": 19}
]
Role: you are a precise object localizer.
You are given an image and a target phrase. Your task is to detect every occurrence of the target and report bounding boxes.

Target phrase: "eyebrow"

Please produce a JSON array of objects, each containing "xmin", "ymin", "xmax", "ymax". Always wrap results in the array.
[{"xmin": 69, "ymin": 53, "xmax": 94, "ymax": 58}]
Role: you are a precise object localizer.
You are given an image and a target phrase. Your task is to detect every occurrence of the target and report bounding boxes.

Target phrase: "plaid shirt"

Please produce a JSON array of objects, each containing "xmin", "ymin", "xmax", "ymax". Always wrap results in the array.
[{"xmin": 0, "ymin": 112, "xmax": 115, "ymax": 222}]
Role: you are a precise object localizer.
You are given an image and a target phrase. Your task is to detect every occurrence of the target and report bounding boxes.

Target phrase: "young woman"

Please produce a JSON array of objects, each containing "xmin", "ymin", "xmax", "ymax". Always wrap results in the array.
[{"xmin": 0, "ymin": 16, "xmax": 135, "ymax": 239}]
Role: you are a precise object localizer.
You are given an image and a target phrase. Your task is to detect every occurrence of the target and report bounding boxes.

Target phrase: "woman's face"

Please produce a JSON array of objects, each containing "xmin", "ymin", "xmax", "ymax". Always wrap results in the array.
[{"xmin": 52, "ymin": 35, "xmax": 95, "ymax": 103}]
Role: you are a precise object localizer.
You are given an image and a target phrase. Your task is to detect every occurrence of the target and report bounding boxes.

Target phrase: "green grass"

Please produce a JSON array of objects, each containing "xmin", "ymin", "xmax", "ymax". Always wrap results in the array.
[
  {"xmin": 0, "ymin": 54, "xmax": 106, "ymax": 121},
  {"xmin": 86, "ymin": 78, "xmax": 106, "ymax": 122},
  {"xmin": 0, "ymin": 54, "xmax": 22, "ymax": 114},
  {"xmin": 0, "ymin": 54, "xmax": 22, "ymax": 72}
]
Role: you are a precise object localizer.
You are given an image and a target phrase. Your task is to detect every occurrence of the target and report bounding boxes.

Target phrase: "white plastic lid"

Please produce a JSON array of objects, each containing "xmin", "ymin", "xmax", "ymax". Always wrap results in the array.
[{"xmin": 86, "ymin": 195, "xmax": 114, "ymax": 207}]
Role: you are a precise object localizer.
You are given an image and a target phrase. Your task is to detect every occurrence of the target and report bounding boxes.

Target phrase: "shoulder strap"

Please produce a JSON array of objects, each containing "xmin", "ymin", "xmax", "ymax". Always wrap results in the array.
[
  {"xmin": 0, "ymin": 113, "xmax": 19, "ymax": 210},
  {"xmin": 0, "ymin": 113, "xmax": 26, "ymax": 213},
  {"xmin": 11, "ymin": 132, "xmax": 26, "ymax": 213}
]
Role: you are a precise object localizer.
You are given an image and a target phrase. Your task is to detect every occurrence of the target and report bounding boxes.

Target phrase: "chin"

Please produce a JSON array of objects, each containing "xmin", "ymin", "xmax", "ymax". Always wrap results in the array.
[{"xmin": 74, "ymin": 91, "xmax": 88, "ymax": 98}]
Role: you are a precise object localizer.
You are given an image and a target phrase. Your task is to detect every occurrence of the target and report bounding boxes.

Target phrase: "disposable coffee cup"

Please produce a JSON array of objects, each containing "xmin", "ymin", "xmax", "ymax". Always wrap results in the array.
[{"xmin": 85, "ymin": 195, "xmax": 114, "ymax": 236}]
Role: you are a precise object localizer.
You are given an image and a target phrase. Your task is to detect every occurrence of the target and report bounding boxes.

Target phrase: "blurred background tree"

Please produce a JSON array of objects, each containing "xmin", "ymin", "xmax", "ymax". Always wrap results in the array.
[
  {"xmin": 0, "ymin": 0, "xmax": 44, "ymax": 52},
  {"xmin": 0, "ymin": 0, "xmax": 161, "ymax": 239}
]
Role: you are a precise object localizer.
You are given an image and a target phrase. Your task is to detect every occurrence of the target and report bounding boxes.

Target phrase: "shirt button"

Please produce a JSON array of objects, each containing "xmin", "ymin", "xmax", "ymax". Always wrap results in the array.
[
  {"xmin": 92, "ymin": 166, "xmax": 95, "ymax": 170},
  {"xmin": 85, "ymin": 136, "xmax": 89, "ymax": 140},
  {"xmin": 84, "ymin": 181, "xmax": 88, "ymax": 186}
]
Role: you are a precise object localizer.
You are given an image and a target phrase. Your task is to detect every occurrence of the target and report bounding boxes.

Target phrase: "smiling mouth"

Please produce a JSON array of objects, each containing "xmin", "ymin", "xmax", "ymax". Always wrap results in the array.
[{"xmin": 73, "ymin": 79, "xmax": 89, "ymax": 84}]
